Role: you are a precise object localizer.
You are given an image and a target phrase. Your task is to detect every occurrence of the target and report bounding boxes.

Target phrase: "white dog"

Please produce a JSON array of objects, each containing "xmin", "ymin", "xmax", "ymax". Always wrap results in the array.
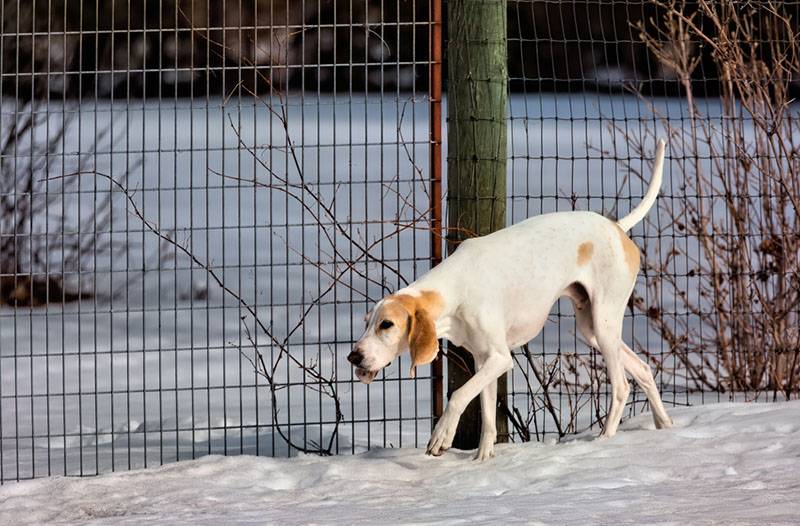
[{"xmin": 349, "ymin": 140, "xmax": 672, "ymax": 460}]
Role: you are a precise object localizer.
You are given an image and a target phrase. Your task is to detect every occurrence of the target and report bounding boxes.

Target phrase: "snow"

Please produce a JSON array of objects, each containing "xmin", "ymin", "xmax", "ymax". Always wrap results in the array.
[{"xmin": 2, "ymin": 401, "xmax": 798, "ymax": 525}]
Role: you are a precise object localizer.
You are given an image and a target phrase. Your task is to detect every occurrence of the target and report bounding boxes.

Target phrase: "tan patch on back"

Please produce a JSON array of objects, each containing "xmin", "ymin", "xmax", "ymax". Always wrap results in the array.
[
  {"xmin": 577, "ymin": 242, "xmax": 594, "ymax": 266},
  {"xmin": 615, "ymin": 225, "xmax": 641, "ymax": 275}
]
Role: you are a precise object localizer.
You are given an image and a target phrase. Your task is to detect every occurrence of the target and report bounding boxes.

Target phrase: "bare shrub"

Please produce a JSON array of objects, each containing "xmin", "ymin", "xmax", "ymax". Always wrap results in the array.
[
  {"xmin": 506, "ymin": 345, "xmax": 608, "ymax": 441},
  {"xmin": 86, "ymin": 80, "xmax": 436, "ymax": 454},
  {"xmin": 0, "ymin": 105, "xmax": 112, "ymax": 306},
  {"xmin": 611, "ymin": 0, "xmax": 800, "ymax": 398}
]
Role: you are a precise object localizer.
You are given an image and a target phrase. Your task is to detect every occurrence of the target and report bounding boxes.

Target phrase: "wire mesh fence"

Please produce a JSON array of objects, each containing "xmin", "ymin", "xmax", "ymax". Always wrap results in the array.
[
  {"xmin": 1, "ymin": 0, "xmax": 439, "ymax": 483},
  {"xmin": 2, "ymin": 0, "xmax": 799, "ymax": 484}
]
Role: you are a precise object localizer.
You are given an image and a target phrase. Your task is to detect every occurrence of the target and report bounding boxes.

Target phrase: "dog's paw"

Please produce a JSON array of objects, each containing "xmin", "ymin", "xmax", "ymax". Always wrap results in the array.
[
  {"xmin": 426, "ymin": 413, "xmax": 458, "ymax": 456},
  {"xmin": 655, "ymin": 416, "xmax": 674, "ymax": 429},
  {"xmin": 473, "ymin": 443, "xmax": 495, "ymax": 461}
]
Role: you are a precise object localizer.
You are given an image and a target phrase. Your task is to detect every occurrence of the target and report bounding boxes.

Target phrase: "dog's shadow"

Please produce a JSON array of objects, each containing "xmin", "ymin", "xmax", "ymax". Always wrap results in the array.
[{"xmin": 559, "ymin": 410, "xmax": 687, "ymax": 446}]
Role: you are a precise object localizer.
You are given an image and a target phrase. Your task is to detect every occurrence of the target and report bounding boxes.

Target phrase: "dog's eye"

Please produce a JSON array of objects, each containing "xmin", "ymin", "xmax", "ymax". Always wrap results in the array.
[{"xmin": 379, "ymin": 320, "xmax": 394, "ymax": 330}]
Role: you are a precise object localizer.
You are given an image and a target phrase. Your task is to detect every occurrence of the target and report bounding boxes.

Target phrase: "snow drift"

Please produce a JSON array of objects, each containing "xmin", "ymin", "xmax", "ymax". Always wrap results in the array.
[{"xmin": 1, "ymin": 401, "xmax": 798, "ymax": 525}]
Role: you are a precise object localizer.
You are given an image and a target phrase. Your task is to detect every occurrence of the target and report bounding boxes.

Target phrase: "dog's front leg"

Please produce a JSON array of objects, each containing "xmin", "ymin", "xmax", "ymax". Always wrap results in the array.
[
  {"xmin": 426, "ymin": 350, "xmax": 512, "ymax": 457},
  {"xmin": 474, "ymin": 378, "xmax": 498, "ymax": 460}
]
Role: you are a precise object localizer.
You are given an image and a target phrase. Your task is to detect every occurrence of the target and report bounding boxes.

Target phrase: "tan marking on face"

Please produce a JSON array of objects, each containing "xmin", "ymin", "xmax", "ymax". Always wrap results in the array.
[
  {"xmin": 377, "ymin": 301, "xmax": 411, "ymax": 334},
  {"xmin": 615, "ymin": 225, "xmax": 641, "ymax": 275},
  {"xmin": 577, "ymin": 242, "xmax": 594, "ymax": 266},
  {"xmin": 380, "ymin": 290, "xmax": 444, "ymax": 376}
]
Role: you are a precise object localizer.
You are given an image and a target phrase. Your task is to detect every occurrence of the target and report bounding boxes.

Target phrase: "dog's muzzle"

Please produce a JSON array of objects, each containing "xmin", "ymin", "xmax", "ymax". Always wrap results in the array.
[
  {"xmin": 354, "ymin": 367, "xmax": 379, "ymax": 384},
  {"xmin": 349, "ymin": 346, "xmax": 380, "ymax": 383},
  {"xmin": 347, "ymin": 349, "xmax": 364, "ymax": 367}
]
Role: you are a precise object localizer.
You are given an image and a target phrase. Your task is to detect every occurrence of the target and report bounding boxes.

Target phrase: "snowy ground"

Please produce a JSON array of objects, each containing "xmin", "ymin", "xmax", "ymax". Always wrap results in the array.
[{"xmin": 1, "ymin": 401, "xmax": 798, "ymax": 525}]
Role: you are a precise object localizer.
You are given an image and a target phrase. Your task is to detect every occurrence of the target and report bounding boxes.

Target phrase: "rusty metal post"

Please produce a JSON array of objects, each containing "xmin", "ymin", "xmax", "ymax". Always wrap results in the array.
[{"xmin": 429, "ymin": 0, "xmax": 444, "ymax": 423}]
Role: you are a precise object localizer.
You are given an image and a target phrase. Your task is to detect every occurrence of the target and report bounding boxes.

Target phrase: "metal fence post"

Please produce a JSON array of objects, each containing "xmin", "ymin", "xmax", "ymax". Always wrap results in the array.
[{"xmin": 429, "ymin": 0, "xmax": 445, "ymax": 425}]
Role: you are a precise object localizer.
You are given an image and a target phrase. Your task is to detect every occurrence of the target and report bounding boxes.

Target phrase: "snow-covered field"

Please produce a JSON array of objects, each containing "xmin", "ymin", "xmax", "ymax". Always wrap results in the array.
[{"xmin": 1, "ymin": 401, "xmax": 798, "ymax": 525}]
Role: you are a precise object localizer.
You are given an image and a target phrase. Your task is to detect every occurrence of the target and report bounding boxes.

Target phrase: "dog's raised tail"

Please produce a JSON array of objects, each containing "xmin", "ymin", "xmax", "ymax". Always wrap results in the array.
[{"xmin": 616, "ymin": 138, "xmax": 666, "ymax": 232}]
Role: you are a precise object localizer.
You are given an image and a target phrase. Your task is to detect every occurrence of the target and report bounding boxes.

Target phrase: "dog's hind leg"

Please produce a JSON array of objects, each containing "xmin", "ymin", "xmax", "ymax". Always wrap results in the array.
[
  {"xmin": 590, "ymin": 302, "xmax": 630, "ymax": 439},
  {"xmin": 570, "ymin": 284, "xmax": 671, "ymax": 434},
  {"xmin": 570, "ymin": 289, "xmax": 628, "ymax": 437},
  {"xmin": 619, "ymin": 342, "xmax": 673, "ymax": 429},
  {"xmin": 573, "ymin": 299, "xmax": 671, "ymax": 434}
]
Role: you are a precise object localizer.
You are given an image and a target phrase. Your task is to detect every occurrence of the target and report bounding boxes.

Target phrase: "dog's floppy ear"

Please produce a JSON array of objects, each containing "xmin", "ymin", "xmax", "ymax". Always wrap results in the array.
[{"xmin": 408, "ymin": 307, "xmax": 439, "ymax": 378}]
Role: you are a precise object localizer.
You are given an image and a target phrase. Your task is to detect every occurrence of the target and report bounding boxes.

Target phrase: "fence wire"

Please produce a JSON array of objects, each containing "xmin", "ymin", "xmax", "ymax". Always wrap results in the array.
[{"xmin": 0, "ymin": 0, "xmax": 437, "ymax": 483}]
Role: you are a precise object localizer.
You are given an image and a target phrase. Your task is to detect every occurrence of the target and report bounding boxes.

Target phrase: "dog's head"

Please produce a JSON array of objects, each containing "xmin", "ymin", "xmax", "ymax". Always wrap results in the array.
[{"xmin": 349, "ymin": 291, "xmax": 442, "ymax": 383}]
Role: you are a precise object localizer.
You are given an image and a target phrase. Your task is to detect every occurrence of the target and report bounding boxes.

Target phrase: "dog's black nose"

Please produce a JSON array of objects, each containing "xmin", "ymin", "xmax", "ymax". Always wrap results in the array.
[{"xmin": 347, "ymin": 350, "xmax": 364, "ymax": 366}]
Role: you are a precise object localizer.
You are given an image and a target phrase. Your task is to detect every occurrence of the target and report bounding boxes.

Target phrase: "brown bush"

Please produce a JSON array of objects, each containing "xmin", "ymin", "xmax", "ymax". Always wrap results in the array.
[{"xmin": 612, "ymin": 0, "xmax": 800, "ymax": 398}]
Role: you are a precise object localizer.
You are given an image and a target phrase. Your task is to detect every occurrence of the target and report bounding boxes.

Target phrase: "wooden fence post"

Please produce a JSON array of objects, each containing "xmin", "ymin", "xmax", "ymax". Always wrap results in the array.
[{"xmin": 446, "ymin": 0, "xmax": 508, "ymax": 449}]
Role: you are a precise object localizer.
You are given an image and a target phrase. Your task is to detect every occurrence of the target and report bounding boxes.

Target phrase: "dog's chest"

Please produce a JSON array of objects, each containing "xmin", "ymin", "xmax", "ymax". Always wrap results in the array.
[{"xmin": 505, "ymin": 310, "xmax": 549, "ymax": 349}]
